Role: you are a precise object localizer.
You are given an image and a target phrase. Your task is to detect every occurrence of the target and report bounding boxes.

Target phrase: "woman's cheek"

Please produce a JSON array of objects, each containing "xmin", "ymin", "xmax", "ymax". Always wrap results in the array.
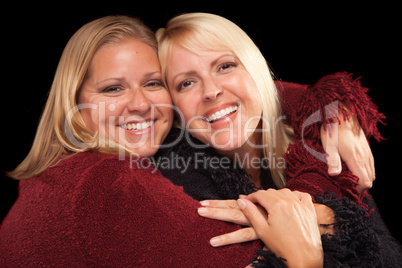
[{"xmin": 80, "ymin": 108, "xmax": 100, "ymax": 134}]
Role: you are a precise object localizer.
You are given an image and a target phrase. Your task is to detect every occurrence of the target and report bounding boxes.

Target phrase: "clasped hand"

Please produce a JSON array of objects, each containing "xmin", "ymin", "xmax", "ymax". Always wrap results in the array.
[{"xmin": 198, "ymin": 189, "xmax": 327, "ymax": 267}]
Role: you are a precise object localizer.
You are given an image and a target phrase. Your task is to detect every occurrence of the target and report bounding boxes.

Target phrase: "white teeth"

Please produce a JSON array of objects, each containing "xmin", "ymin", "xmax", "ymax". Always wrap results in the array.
[
  {"xmin": 205, "ymin": 105, "xmax": 239, "ymax": 123},
  {"xmin": 120, "ymin": 120, "xmax": 154, "ymax": 131}
]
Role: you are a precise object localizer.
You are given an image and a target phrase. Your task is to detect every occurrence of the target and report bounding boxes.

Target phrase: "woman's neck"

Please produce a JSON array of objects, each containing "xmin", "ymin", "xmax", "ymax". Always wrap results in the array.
[{"xmin": 216, "ymin": 127, "xmax": 263, "ymax": 188}]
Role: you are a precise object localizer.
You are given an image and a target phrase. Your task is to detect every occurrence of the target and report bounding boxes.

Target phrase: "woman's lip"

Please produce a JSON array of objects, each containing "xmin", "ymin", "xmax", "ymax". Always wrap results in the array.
[
  {"xmin": 203, "ymin": 102, "xmax": 239, "ymax": 118},
  {"xmin": 203, "ymin": 102, "xmax": 240, "ymax": 123},
  {"xmin": 119, "ymin": 119, "xmax": 155, "ymax": 135}
]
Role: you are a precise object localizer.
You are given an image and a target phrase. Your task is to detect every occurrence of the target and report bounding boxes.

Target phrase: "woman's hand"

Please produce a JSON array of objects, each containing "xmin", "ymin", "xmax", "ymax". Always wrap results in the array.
[
  {"xmin": 321, "ymin": 108, "xmax": 375, "ymax": 193},
  {"xmin": 199, "ymin": 189, "xmax": 326, "ymax": 266},
  {"xmin": 198, "ymin": 196, "xmax": 334, "ymax": 247},
  {"xmin": 198, "ymin": 198, "xmax": 264, "ymax": 246},
  {"xmin": 240, "ymin": 189, "xmax": 323, "ymax": 267}
]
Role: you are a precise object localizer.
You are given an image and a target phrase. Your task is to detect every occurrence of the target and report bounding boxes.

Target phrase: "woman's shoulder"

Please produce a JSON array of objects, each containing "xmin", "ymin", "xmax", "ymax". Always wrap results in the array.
[
  {"xmin": 49, "ymin": 151, "xmax": 156, "ymax": 177},
  {"xmin": 52, "ymin": 151, "xmax": 175, "ymax": 189},
  {"xmin": 16, "ymin": 151, "xmax": 198, "ymax": 222},
  {"xmin": 55, "ymin": 151, "xmax": 129, "ymax": 168},
  {"xmin": 19, "ymin": 151, "xmax": 175, "ymax": 201}
]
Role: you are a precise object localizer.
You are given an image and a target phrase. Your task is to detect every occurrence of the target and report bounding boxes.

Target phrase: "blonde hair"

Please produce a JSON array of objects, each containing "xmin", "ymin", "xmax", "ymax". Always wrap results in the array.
[
  {"xmin": 9, "ymin": 15, "xmax": 158, "ymax": 180},
  {"xmin": 156, "ymin": 13, "xmax": 293, "ymax": 188}
]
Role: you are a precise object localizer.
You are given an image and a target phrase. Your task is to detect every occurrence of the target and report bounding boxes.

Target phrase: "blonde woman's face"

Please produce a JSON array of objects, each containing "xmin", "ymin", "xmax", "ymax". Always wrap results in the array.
[
  {"xmin": 166, "ymin": 44, "xmax": 263, "ymax": 151},
  {"xmin": 79, "ymin": 37, "xmax": 173, "ymax": 157}
]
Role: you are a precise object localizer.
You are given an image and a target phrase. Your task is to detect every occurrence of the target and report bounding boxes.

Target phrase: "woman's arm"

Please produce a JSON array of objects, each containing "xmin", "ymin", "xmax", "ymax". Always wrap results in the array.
[
  {"xmin": 283, "ymin": 72, "xmax": 385, "ymax": 205},
  {"xmin": 0, "ymin": 152, "xmax": 263, "ymax": 267},
  {"xmin": 276, "ymin": 73, "xmax": 384, "ymax": 187},
  {"xmin": 73, "ymin": 155, "xmax": 262, "ymax": 267}
]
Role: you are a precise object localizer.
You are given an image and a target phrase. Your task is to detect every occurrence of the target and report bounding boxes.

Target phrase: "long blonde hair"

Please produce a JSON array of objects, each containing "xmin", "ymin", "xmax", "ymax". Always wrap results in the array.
[
  {"xmin": 156, "ymin": 13, "xmax": 293, "ymax": 188},
  {"xmin": 9, "ymin": 15, "xmax": 158, "ymax": 180}
]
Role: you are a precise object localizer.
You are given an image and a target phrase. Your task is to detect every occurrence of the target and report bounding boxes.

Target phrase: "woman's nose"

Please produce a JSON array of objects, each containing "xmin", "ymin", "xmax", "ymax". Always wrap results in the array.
[
  {"xmin": 127, "ymin": 88, "xmax": 151, "ymax": 113},
  {"xmin": 202, "ymin": 80, "xmax": 223, "ymax": 101}
]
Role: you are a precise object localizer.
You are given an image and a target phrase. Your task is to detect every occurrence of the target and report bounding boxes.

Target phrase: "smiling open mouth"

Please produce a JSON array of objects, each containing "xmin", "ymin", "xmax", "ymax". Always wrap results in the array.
[
  {"xmin": 203, "ymin": 104, "xmax": 239, "ymax": 123},
  {"xmin": 120, "ymin": 120, "xmax": 154, "ymax": 131}
]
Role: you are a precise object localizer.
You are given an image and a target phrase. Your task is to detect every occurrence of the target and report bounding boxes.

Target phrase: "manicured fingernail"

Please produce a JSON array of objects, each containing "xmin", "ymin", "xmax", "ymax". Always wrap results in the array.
[
  {"xmin": 210, "ymin": 237, "xmax": 221, "ymax": 247},
  {"xmin": 237, "ymin": 199, "xmax": 247, "ymax": 210},
  {"xmin": 197, "ymin": 207, "xmax": 208, "ymax": 216},
  {"xmin": 199, "ymin": 200, "xmax": 209, "ymax": 206}
]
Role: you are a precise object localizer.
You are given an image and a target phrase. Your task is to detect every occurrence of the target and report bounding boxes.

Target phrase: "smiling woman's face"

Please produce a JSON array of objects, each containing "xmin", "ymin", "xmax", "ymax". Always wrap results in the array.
[
  {"xmin": 166, "ymin": 44, "xmax": 263, "ymax": 151},
  {"xmin": 78, "ymin": 37, "xmax": 173, "ymax": 157}
]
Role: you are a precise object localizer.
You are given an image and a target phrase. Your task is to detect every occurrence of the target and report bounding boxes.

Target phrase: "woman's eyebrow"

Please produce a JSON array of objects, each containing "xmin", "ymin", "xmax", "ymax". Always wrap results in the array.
[
  {"xmin": 95, "ymin": 77, "xmax": 124, "ymax": 86},
  {"xmin": 94, "ymin": 71, "xmax": 161, "ymax": 86},
  {"xmin": 210, "ymin": 53, "xmax": 236, "ymax": 67},
  {"xmin": 143, "ymin": 71, "xmax": 162, "ymax": 80},
  {"xmin": 168, "ymin": 53, "xmax": 236, "ymax": 86}
]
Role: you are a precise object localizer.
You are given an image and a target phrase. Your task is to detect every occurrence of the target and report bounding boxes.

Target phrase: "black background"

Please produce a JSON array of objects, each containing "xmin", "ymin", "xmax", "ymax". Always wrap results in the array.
[{"xmin": 1, "ymin": 3, "xmax": 400, "ymax": 243}]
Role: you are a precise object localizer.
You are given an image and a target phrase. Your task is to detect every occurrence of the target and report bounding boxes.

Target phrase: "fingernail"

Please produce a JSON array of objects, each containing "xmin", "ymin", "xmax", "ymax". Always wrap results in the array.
[
  {"xmin": 328, "ymin": 166, "xmax": 341, "ymax": 174},
  {"xmin": 197, "ymin": 207, "xmax": 208, "ymax": 216},
  {"xmin": 199, "ymin": 200, "xmax": 209, "ymax": 206},
  {"xmin": 210, "ymin": 237, "xmax": 221, "ymax": 247},
  {"xmin": 237, "ymin": 199, "xmax": 247, "ymax": 210}
]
